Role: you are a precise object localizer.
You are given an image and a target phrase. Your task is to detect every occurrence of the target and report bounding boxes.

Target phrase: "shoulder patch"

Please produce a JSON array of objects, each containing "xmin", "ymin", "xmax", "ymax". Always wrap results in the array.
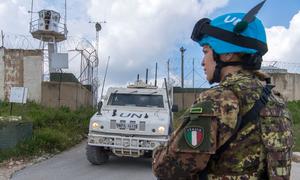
[
  {"xmin": 191, "ymin": 100, "xmax": 214, "ymax": 115},
  {"xmin": 184, "ymin": 127, "xmax": 204, "ymax": 148},
  {"xmin": 190, "ymin": 107, "xmax": 203, "ymax": 114}
]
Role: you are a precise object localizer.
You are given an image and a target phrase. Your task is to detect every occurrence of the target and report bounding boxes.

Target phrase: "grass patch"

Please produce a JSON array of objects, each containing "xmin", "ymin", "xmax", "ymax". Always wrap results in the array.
[
  {"xmin": 173, "ymin": 101, "xmax": 300, "ymax": 151},
  {"xmin": 287, "ymin": 101, "xmax": 300, "ymax": 151},
  {"xmin": 0, "ymin": 101, "xmax": 94, "ymax": 163}
]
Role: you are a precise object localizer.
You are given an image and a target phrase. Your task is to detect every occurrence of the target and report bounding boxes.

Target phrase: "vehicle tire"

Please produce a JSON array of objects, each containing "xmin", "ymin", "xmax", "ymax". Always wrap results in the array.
[
  {"xmin": 86, "ymin": 145, "xmax": 109, "ymax": 165},
  {"xmin": 144, "ymin": 151, "xmax": 153, "ymax": 158}
]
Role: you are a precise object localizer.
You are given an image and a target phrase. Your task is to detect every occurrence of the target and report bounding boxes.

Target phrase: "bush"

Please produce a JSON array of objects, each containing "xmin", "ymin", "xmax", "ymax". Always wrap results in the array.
[
  {"xmin": 0, "ymin": 102, "xmax": 94, "ymax": 163},
  {"xmin": 34, "ymin": 128, "xmax": 69, "ymax": 152},
  {"xmin": 288, "ymin": 101, "xmax": 300, "ymax": 151}
]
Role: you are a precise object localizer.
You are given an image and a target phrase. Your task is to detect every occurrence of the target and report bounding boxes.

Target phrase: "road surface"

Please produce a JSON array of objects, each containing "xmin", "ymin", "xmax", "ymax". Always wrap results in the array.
[
  {"xmin": 12, "ymin": 141, "xmax": 156, "ymax": 180},
  {"xmin": 11, "ymin": 141, "xmax": 300, "ymax": 180}
]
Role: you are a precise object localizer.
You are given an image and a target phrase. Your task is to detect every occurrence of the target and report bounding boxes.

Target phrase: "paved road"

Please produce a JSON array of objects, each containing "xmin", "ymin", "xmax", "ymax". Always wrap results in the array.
[
  {"xmin": 12, "ymin": 141, "xmax": 156, "ymax": 180},
  {"xmin": 291, "ymin": 162, "xmax": 300, "ymax": 180},
  {"xmin": 12, "ymin": 141, "xmax": 300, "ymax": 180}
]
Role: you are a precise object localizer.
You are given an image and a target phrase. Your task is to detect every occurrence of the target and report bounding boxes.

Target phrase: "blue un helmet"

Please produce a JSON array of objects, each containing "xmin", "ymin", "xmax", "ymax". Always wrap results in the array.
[
  {"xmin": 191, "ymin": 0, "xmax": 268, "ymax": 83},
  {"xmin": 199, "ymin": 13, "xmax": 267, "ymax": 54}
]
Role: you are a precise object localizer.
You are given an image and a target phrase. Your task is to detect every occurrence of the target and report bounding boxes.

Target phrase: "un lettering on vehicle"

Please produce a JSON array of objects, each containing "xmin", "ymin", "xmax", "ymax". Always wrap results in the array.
[{"xmin": 120, "ymin": 113, "xmax": 143, "ymax": 118}]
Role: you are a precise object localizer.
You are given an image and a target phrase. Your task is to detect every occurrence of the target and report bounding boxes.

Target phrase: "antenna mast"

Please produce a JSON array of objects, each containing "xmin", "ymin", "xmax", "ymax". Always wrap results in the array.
[{"xmin": 100, "ymin": 56, "xmax": 110, "ymax": 100}]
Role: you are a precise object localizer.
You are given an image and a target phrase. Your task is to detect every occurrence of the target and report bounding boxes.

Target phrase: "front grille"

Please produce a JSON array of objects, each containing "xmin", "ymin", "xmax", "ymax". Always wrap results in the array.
[
  {"xmin": 110, "ymin": 120, "xmax": 116, "ymax": 129},
  {"xmin": 119, "ymin": 120, "xmax": 126, "ymax": 130},
  {"xmin": 139, "ymin": 121, "xmax": 145, "ymax": 131},
  {"xmin": 128, "ymin": 121, "xmax": 137, "ymax": 130}
]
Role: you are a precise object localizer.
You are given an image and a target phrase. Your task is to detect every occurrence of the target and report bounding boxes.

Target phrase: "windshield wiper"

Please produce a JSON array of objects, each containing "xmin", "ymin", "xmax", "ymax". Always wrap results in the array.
[
  {"xmin": 129, "ymin": 90, "xmax": 138, "ymax": 94},
  {"xmin": 149, "ymin": 91, "xmax": 158, "ymax": 95}
]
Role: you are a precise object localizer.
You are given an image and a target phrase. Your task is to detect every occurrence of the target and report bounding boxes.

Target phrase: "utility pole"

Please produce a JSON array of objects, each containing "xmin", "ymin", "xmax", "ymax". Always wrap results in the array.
[
  {"xmin": 145, "ymin": 68, "xmax": 148, "ymax": 84},
  {"xmin": 193, "ymin": 58, "xmax": 197, "ymax": 100},
  {"xmin": 95, "ymin": 22, "xmax": 101, "ymax": 63},
  {"xmin": 89, "ymin": 20, "xmax": 106, "ymax": 65},
  {"xmin": 180, "ymin": 46, "xmax": 186, "ymax": 110},
  {"xmin": 155, "ymin": 62, "xmax": 158, "ymax": 87},
  {"xmin": 89, "ymin": 20, "xmax": 106, "ymax": 105},
  {"xmin": 192, "ymin": 58, "xmax": 195, "ymax": 88},
  {"xmin": 1, "ymin": 30, "xmax": 4, "ymax": 47},
  {"xmin": 167, "ymin": 59, "xmax": 170, "ymax": 85},
  {"xmin": 180, "ymin": 47, "xmax": 186, "ymax": 88}
]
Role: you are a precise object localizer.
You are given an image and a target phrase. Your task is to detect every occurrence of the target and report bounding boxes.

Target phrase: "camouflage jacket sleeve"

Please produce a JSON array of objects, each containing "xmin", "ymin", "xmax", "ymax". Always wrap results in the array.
[{"xmin": 152, "ymin": 88, "xmax": 240, "ymax": 180}]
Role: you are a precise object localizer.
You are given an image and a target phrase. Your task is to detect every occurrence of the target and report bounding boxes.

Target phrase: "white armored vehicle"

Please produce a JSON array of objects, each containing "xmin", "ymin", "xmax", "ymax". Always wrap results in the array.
[{"xmin": 86, "ymin": 81, "xmax": 175, "ymax": 164}]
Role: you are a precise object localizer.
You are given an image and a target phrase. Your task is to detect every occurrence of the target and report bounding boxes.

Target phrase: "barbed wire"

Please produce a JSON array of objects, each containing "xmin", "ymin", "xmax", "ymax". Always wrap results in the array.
[
  {"xmin": 166, "ymin": 57, "xmax": 208, "ymax": 88},
  {"xmin": 1, "ymin": 32, "xmax": 98, "ymax": 84},
  {"xmin": 262, "ymin": 61, "xmax": 300, "ymax": 73},
  {"xmin": 4, "ymin": 33, "xmax": 300, "ymax": 88},
  {"xmin": 165, "ymin": 59, "xmax": 300, "ymax": 88}
]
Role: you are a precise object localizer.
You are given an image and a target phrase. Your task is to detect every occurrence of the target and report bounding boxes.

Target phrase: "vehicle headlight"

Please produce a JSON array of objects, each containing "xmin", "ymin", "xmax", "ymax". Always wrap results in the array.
[
  {"xmin": 158, "ymin": 126, "xmax": 165, "ymax": 134},
  {"xmin": 92, "ymin": 122, "xmax": 100, "ymax": 129}
]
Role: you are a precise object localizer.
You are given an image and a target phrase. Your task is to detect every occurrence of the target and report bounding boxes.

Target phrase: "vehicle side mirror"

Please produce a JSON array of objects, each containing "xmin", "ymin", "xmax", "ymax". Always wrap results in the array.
[
  {"xmin": 171, "ymin": 104, "xmax": 178, "ymax": 112},
  {"xmin": 97, "ymin": 101, "xmax": 103, "ymax": 115},
  {"xmin": 104, "ymin": 95, "xmax": 108, "ymax": 101}
]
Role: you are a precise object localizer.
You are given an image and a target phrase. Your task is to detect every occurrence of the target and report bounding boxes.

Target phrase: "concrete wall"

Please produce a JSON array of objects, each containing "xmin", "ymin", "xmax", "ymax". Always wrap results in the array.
[
  {"xmin": 172, "ymin": 87, "xmax": 207, "ymax": 110},
  {"xmin": 0, "ymin": 48, "xmax": 92, "ymax": 109},
  {"xmin": 3, "ymin": 49, "xmax": 24, "ymax": 100},
  {"xmin": 0, "ymin": 48, "xmax": 43, "ymax": 102},
  {"xmin": 173, "ymin": 73, "xmax": 300, "ymax": 111},
  {"xmin": 270, "ymin": 73, "xmax": 300, "ymax": 101},
  {"xmin": 24, "ymin": 56, "xmax": 43, "ymax": 102},
  {"xmin": 41, "ymin": 81, "xmax": 93, "ymax": 110}
]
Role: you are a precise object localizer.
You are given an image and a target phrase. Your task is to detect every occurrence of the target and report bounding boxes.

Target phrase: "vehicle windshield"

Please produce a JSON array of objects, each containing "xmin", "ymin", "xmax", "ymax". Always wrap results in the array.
[{"xmin": 107, "ymin": 93, "xmax": 164, "ymax": 108}]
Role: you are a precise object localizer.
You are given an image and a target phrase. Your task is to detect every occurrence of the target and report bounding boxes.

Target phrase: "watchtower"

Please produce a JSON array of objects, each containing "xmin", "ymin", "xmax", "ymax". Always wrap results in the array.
[
  {"xmin": 31, "ymin": 9, "xmax": 67, "ymax": 43},
  {"xmin": 29, "ymin": 0, "xmax": 68, "ymax": 75}
]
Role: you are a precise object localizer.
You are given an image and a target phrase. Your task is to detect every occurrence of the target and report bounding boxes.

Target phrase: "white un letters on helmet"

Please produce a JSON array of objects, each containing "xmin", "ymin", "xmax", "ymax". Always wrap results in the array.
[{"xmin": 224, "ymin": 15, "xmax": 242, "ymax": 26}]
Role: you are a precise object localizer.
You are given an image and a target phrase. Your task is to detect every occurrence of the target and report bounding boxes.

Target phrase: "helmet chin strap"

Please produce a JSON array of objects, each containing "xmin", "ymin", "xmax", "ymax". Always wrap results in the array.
[{"xmin": 209, "ymin": 51, "xmax": 243, "ymax": 84}]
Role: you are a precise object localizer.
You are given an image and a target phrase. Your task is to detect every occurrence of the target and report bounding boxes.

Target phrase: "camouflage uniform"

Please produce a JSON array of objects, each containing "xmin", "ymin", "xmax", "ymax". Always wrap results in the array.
[{"xmin": 152, "ymin": 70, "xmax": 293, "ymax": 180}]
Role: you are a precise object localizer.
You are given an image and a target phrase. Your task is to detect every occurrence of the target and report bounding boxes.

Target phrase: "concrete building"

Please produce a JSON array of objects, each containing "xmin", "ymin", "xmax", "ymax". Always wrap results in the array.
[
  {"xmin": 0, "ymin": 47, "xmax": 93, "ymax": 109},
  {"xmin": 269, "ymin": 72, "xmax": 300, "ymax": 101},
  {"xmin": 262, "ymin": 66, "xmax": 300, "ymax": 101},
  {"xmin": 0, "ymin": 47, "xmax": 43, "ymax": 102},
  {"xmin": 172, "ymin": 87, "xmax": 207, "ymax": 111},
  {"xmin": 173, "ymin": 67, "xmax": 300, "ymax": 111}
]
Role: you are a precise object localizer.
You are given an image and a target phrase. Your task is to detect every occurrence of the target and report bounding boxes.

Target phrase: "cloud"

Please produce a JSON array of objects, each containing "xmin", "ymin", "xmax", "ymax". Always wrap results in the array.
[
  {"xmin": 265, "ymin": 11, "xmax": 300, "ymax": 63},
  {"xmin": 0, "ymin": 0, "xmax": 28, "ymax": 34},
  {"xmin": 0, "ymin": 0, "xmax": 229, "ymax": 89},
  {"xmin": 86, "ymin": 0, "xmax": 229, "ymax": 86}
]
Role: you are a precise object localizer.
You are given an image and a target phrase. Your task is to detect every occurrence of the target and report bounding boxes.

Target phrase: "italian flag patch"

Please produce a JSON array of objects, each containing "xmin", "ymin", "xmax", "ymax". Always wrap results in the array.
[{"xmin": 184, "ymin": 127, "xmax": 204, "ymax": 148}]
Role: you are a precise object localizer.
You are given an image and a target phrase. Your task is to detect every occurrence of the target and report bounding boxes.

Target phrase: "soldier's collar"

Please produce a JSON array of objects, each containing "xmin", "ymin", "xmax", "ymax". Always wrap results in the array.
[{"xmin": 220, "ymin": 70, "xmax": 254, "ymax": 86}]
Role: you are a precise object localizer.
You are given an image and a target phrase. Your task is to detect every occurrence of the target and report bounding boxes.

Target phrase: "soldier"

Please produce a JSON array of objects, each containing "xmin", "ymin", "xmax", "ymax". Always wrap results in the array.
[{"xmin": 152, "ymin": 1, "xmax": 293, "ymax": 180}]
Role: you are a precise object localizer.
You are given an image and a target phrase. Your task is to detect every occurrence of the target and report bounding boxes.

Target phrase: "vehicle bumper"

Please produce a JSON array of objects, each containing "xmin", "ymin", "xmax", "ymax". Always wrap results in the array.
[{"xmin": 87, "ymin": 133, "xmax": 168, "ymax": 151}]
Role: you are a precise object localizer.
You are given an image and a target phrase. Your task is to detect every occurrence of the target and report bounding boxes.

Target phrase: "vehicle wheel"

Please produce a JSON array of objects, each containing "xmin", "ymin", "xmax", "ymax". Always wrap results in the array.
[
  {"xmin": 144, "ymin": 151, "xmax": 153, "ymax": 158},
  {"xmin": 86, "ymin": 145, "xmax": 109, "ymax": 165}
]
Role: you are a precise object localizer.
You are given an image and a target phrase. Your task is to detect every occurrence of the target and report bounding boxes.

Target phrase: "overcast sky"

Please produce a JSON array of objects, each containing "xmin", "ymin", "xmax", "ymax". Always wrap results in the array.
[{"xmin": 1, "ymin": 0, "xmax": 300, "ymax": 91}]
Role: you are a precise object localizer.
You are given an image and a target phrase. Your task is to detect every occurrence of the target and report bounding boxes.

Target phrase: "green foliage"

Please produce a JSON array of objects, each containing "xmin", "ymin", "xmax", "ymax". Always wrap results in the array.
[
  {"xmin": 287, "ymin": 101, "xmax": 300, "ymax": 124},
  {"xmin": 287, "ymin": 101, "xmax": 300, "ymax": 151},
  {"xmin": 0, "ymin": 101, "xmax": 95, "ymax": 162}
]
